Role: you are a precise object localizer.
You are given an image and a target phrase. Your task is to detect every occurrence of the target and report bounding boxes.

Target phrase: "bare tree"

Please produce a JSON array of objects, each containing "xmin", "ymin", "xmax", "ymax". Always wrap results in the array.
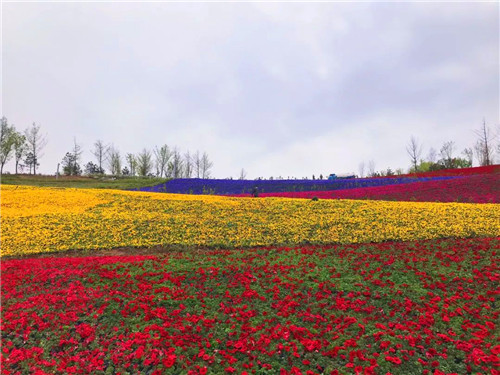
[
  {"xmin": 427, "ymin": 147, "xmax": 437, "ymax": 163},
  {"xmin": 406, "ymin": 136, "xmax": 422, "ymax": 172},
  {"xmin": 440, "ymin": 141, "xmax": 455, "ymax": 168},
  {"xmin": 462, "ymin": 148, "xmax": 473, "ymax": 167},
  {"xmin": 201, "ymin": 152, "xmax": 213, "ymax": 179},
  {"xmin": 125, "ymin": 153, "xmax": 137, "ymax": 176},
  {"xmin": 168, "ymin": 148, "xmax": 183, "ymax": 178},
  {"xmin": 194, "ymin": 150, "xmax": 202, "ymax": 178},
  {"xmin": 154, "ymin": 144, "xmax": 170, "ymax": 178},
  {"xmin": 367, "ymin": 160, "xmax": 376, "ymax": 177},
  {"xmin": 24, "ymin": 122, "xmax": 47, "ymax": 175},
  {"xmin": 92, "ymin": 140, "xmax": 109, "ymax": 174},
  {"xmin": 474, "ymin": 119, "xmax": 495, "ymax": 166},
  {"xmin": 0, "ymin": 118, "xmax": 16, "ymax": 174},
  {"xmin": 136, "ymin": 149, "xmax": 153, "ymax": 177},
  {"xmin": 497, "ymin": 124, "xmax": 500, "ymax": 156},
  {"xmin": 184, "ymin": 151, "xmax": 193, "ymax": 178},
  {"xmin": 358, "ymin": 161, "xmax": 365, "ymax": 178},
  {"xmin": 239, "ymin": 168, "xmax": 247, "ymax": 180},
  {"xmin": 108, "ymin": 146, "xmax": 122, "ymax": 176},
  {"xmin": 72, "ymin": 138, "xmax": 83, "ymax": 169}
]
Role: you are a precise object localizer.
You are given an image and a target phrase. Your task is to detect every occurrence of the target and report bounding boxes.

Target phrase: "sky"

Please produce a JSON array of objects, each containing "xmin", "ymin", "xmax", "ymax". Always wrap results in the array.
[{"xmin": 2, "ymin": 2, "xmax": 499, "ymax": 179}]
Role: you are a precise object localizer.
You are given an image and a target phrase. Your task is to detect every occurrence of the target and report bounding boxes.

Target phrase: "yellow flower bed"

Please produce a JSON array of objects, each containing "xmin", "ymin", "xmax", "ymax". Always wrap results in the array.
[{"xmin": 1, "ymin": 185, "xmax": 499, "ymax": 256}]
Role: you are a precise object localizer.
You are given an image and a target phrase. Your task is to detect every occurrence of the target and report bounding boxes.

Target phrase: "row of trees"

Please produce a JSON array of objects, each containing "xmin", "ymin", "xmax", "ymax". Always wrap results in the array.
[
  {"xmin": 0, "ymin": 117, "xmax": 215, "ymax": 178},
  {"xmin": 1, "ymin": 117, "xmax": 497, "ymax": 178},
  {"xmin": 353, "ymin": 121, "xmax": 498, "ymax": 178},
  {"xmin": 405, "ymin": 120, "xmax": 497, "ymax": 173},
  {"xmin": 61, "ymin": 139, "xmax": 214, "ymax": 178},
  {"xmin": 0, "ymin": 118, "xmax": 47, "ymax": 175}
]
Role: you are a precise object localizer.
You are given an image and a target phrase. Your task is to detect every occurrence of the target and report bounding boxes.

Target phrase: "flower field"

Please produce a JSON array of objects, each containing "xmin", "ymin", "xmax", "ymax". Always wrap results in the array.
[
  {"xmin": 1, "ymin": 238, "xmax": 499, "ymax": 374},
  {"xmin": 1, "ymin": 167, "xmax": 499, "ymax": 374},
  {"xmin": 136, "ymin": 176, "xmax": 455, "ymax": 195},
  {"xmin": 245, "ymin": 174, "xmax": 500, "ymax": 204},
  {"xmin": 394, "ymin": 165, "xmax": 500, "ymax": 178},
  {"xmin": 134, "ymin": 166, "xmax": 500, "ymax": 196},
  {"xmin": 1, "ymin": 185, "xmax": 499, "ymax": 256}
]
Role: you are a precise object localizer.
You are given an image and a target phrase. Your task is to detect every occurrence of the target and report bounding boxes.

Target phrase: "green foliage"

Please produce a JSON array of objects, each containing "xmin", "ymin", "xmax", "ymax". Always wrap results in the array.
[
  {"xmin": 12, "ymin": 132, "xmax": 27, "ymax": 173},
  {"xmin": 84, "ymin": 161, "xmax": 104, "ymax": 176},
  {"xmin": 62, "ymin": 152, "xmax": 82, "ymax": 176},
  {"xmin": 0, "ymin": 174, "xmax": 169, "ymax": 190},
  {"xmin": 410, "ymin": 157, "xmax": 472, "ymax": 173},
  {"xmin": 0, "ymin": 117, "xmax": 17, "ymax": 174},
  {"xmin": 23, "ymin": 152, "xmax": 39, "ymax": 174}
]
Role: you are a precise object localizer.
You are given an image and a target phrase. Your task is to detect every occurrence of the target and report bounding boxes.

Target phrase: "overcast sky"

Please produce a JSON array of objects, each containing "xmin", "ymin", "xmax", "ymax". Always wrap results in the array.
[{"xmin": 3, "ymin": 2, "xmax": 499, "ymax": 178}]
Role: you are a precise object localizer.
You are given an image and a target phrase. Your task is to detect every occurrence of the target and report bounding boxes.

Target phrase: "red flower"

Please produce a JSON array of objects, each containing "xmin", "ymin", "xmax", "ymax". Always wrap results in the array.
[
  {"xmin": 162, "ymin": 354, "xmax": 176, "ymax": 368},
  {"xmin": 385, "ymin": 356, "xmax": 402, "ymax": 365}
]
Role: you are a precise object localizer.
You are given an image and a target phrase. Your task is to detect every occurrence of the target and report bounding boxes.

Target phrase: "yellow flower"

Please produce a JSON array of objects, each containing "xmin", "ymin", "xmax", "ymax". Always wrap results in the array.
[{"xmin": 1, "ymin": 185, "xmax": 498, "ymax": 256}]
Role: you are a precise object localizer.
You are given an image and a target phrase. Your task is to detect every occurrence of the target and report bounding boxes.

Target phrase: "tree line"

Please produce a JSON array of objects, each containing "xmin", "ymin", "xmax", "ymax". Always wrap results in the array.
[
  {"xmin": 0, "ymin": 117, "xmax": 213, "ymax": 178},
  {"xmin": 403, "ymin": 120, "xmax": 497, "ymax": 174},
  {"xmin": 67, "ymin": 140, "xmax": 214, "ymax": 178},
  {"xmin": 1, "ymin": 117, "xmax": 498, "ymax": 178},
  {"xmin": 356, "ymin": 120, "xmax": 498, "ymax": 178},
  {"xmin": 244, "ymin": 120, "xmax": 498, "ymax": 180},
  {"xmin": 0, "ymin": 119, "xmax": 47, "ymax": 175}
]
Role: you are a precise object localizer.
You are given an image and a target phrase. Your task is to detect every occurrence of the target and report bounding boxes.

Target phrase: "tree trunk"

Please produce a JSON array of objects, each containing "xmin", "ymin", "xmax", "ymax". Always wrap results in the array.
[{"xmin": 483, "ymin": 122, "xmax": 490, "ymax": 166}]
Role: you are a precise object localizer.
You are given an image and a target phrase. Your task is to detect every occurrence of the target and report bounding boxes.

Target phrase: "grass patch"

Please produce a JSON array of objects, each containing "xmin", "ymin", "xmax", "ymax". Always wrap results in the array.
[{"xmin": 0, "ymin": 174, "xmax": 168, "ymax": 190}]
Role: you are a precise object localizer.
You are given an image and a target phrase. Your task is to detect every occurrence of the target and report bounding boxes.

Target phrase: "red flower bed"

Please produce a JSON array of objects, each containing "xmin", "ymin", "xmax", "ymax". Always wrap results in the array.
[
  {"xmin": 250, "ymin": 174, "xmax": 500, "ymax": 203},
  {"xmin": 394, "ymin": 165, "xmax": 500, "ymax": 178},
  {"xmin": 1, "ymin": 238, "xmax": 499, "ymax": 374}
]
